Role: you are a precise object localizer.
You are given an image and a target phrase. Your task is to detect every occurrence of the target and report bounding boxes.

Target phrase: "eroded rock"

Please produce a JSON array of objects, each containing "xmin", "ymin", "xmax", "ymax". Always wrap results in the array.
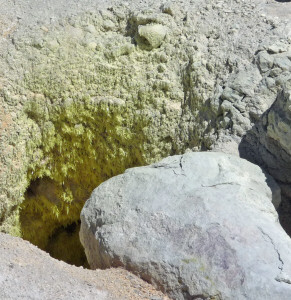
[{"xmin": 240, "ymin": 79, "xmax": 291, "ymax": 234}]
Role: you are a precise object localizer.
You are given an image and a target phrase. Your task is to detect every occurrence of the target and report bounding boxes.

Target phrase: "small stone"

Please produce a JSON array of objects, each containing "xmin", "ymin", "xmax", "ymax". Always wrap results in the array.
[
  {"xmin": 257, "ymin": 51, "xmax": 274, "ymax": 73},
  {"xmin": 273, "ymin": 56, "xmax": 291, "ymax": 71},
  {"xmin": 267, "ymin": 42, "xmax": 289, "ymax": 54},
  {"xmin": 86, "ymin": 42, "xmax": 97, "ymax": 49},
  {"xmin": 103, "ymin": 20, "xmax": 115, "ymax": 31},
  {"xmin": 40, "ymin": 26, "xmax": 49, "ymax": 32},
  {"xmin": 47, "ymin": 39, "xmax": 59, "ymax": 51},
  {"xmin": 160, "ymin": 2, "xmax": 181, "ymax": 17},
  {"xmin": 138, "ymin": 24, "xmax": 168, "ymax": 49},
  {"xmin": 85, "ymin": 24, "xmax": 96, "ymax": 33}
]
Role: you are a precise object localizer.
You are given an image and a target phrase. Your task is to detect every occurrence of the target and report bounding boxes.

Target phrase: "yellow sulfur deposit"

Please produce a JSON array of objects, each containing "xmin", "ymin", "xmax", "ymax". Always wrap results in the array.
[{"xmin": 0, "ymin": 9, "xmax": 213, "ymax": 265}]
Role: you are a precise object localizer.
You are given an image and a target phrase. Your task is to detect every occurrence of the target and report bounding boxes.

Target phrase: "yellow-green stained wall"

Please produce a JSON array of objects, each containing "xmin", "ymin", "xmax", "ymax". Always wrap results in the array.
[{"xmin": 0, "ymin": 9, "xmax": 213, "ymax": 265}]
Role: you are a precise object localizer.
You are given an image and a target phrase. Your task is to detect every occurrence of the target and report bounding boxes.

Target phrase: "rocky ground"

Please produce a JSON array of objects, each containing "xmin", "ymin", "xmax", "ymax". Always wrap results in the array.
[
  {"xmin": 1, "ymin": 0, "xmax": 291, "ymax": 299},
  {"xmin": 0, "ymin": 233, "xmax": 169, "ymax": 300}
]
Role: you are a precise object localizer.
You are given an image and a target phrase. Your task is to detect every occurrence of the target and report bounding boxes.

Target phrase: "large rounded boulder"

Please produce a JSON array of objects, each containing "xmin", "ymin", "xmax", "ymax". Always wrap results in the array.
[{"xmin": 80, "ymin": 152, "xmax": 291, "ymax": 300}]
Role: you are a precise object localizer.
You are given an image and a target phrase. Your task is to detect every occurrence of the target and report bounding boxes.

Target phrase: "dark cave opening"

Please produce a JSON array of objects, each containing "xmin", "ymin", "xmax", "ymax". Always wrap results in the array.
[{"xmin": 45, "ymin": 221, "xmax": 89, "ymax": 267}]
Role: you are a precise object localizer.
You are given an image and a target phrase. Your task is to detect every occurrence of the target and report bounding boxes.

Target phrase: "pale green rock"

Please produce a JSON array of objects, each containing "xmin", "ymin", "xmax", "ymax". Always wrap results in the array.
[
  {"xmin": 0, "ymin": 7, "xmax": 211, "ymax": 264},
  {"xmin": 138, "ymin": 24, "xmax": 168, "ymax": 48}
]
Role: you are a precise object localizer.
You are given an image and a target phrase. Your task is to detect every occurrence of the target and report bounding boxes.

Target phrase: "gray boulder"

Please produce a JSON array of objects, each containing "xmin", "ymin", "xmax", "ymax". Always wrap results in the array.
[{"xmin": 80, "ymin": 152, "xmax": 291, "ymax": 300}]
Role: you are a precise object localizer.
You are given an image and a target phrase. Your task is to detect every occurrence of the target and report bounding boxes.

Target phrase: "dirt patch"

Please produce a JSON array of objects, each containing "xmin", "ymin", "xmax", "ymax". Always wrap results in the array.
[
  {"xmin": 264, "ymin": 0, "xmax": 291, "ymax": 21},
  {"xmin": 0, "ymin": 233, "xmax": 170, "ymax": 300}
]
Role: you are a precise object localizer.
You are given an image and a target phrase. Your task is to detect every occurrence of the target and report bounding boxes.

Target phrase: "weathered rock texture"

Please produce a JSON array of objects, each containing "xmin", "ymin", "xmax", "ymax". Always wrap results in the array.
[
  {"xmin": 240, "ymin": 78, "xmax": 291, "ymax": 234},
  {"xmin": 0, "ymin": 233, "xmax": 169, "ymax": 300},
  {"xmin": 80, "ymin": 152, "xmax": 291, "ymax": 300},
  {"xmin": 0, "ymin": 0, "xmax": 291, "ymax": 262}
]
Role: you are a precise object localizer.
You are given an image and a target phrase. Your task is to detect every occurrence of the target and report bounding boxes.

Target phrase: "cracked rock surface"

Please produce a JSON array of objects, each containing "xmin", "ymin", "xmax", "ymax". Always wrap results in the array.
[{"xmin": 80, "ymin": 152, "xmax": 291, "ymax": 300}]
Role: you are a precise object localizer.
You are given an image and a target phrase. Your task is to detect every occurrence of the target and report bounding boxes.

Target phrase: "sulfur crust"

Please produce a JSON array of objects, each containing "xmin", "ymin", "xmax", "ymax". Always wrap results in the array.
[{"xmin": 0, "ymin": 9, "xmax": 212, "ymax": 264}]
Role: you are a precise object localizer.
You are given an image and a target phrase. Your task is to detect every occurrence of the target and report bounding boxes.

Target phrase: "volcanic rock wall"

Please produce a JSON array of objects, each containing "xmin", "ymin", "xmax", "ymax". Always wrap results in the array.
[{"xmin": 0, "ymin": 0, "xmax": 290, "ymax": 264}]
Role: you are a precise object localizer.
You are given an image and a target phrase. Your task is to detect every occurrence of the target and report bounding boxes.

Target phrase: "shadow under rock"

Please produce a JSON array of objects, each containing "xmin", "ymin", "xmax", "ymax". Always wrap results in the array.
[{"xmin": 239, "ymin": 94, "xmax": 291, "ymax": 237}]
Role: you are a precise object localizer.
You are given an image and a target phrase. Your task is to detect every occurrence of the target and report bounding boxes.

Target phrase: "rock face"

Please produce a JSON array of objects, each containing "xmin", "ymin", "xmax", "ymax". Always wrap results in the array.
[
  {"xmin": 0, "ymin": 233, "xmax": 169, "ymax": 300},
  {"xmin": 80, "ymin": 152, "xmax": 291, "ymax": 300},
  {"xmin": 240, "ymin": 81, "xmax": 291, "ymax": 196},
  {"xmin": 240, "ymin": 79, "xmax": 291, "ymax": 234},
  {"xmin": 0, "ymin": 0, "xmax": 291, "ymax": 263}
]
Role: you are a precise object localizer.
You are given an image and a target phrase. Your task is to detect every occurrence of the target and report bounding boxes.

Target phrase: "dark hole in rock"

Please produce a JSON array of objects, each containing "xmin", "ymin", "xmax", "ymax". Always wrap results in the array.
[
  {"xmin": 20, "ymin": 178, "xmax": 88, "ymax": 266},
  {"xmin": 46, "ymin": 221, "xmax": 89, "ymax": 267},
  {"xmin": 18, "ymin": 94, "xmax": 153, "ymax": 266}
]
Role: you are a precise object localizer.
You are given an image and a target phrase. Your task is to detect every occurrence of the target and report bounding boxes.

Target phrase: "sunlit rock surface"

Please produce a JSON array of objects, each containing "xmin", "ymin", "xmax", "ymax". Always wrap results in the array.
[
  {"xmin": 80, "ymin": 152, "xmax": 291, "ymax": 300},
  {"xmin": 0, "ymin": 0, "xmax": 290, "ymax": 263}
]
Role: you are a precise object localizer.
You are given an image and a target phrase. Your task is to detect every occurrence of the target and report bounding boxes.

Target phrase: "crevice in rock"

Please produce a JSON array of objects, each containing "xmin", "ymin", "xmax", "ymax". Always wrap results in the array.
[
  {"xmin": 179, "ymin": 155, "xmax": 184, "ymax": 171},
  {"xmin": 258, "ymin": 227, "xmax": 285, "ymax": 276},
  {"xmin": 201, "ymin": 182, "xmax": 238, "ymax": 188}
]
